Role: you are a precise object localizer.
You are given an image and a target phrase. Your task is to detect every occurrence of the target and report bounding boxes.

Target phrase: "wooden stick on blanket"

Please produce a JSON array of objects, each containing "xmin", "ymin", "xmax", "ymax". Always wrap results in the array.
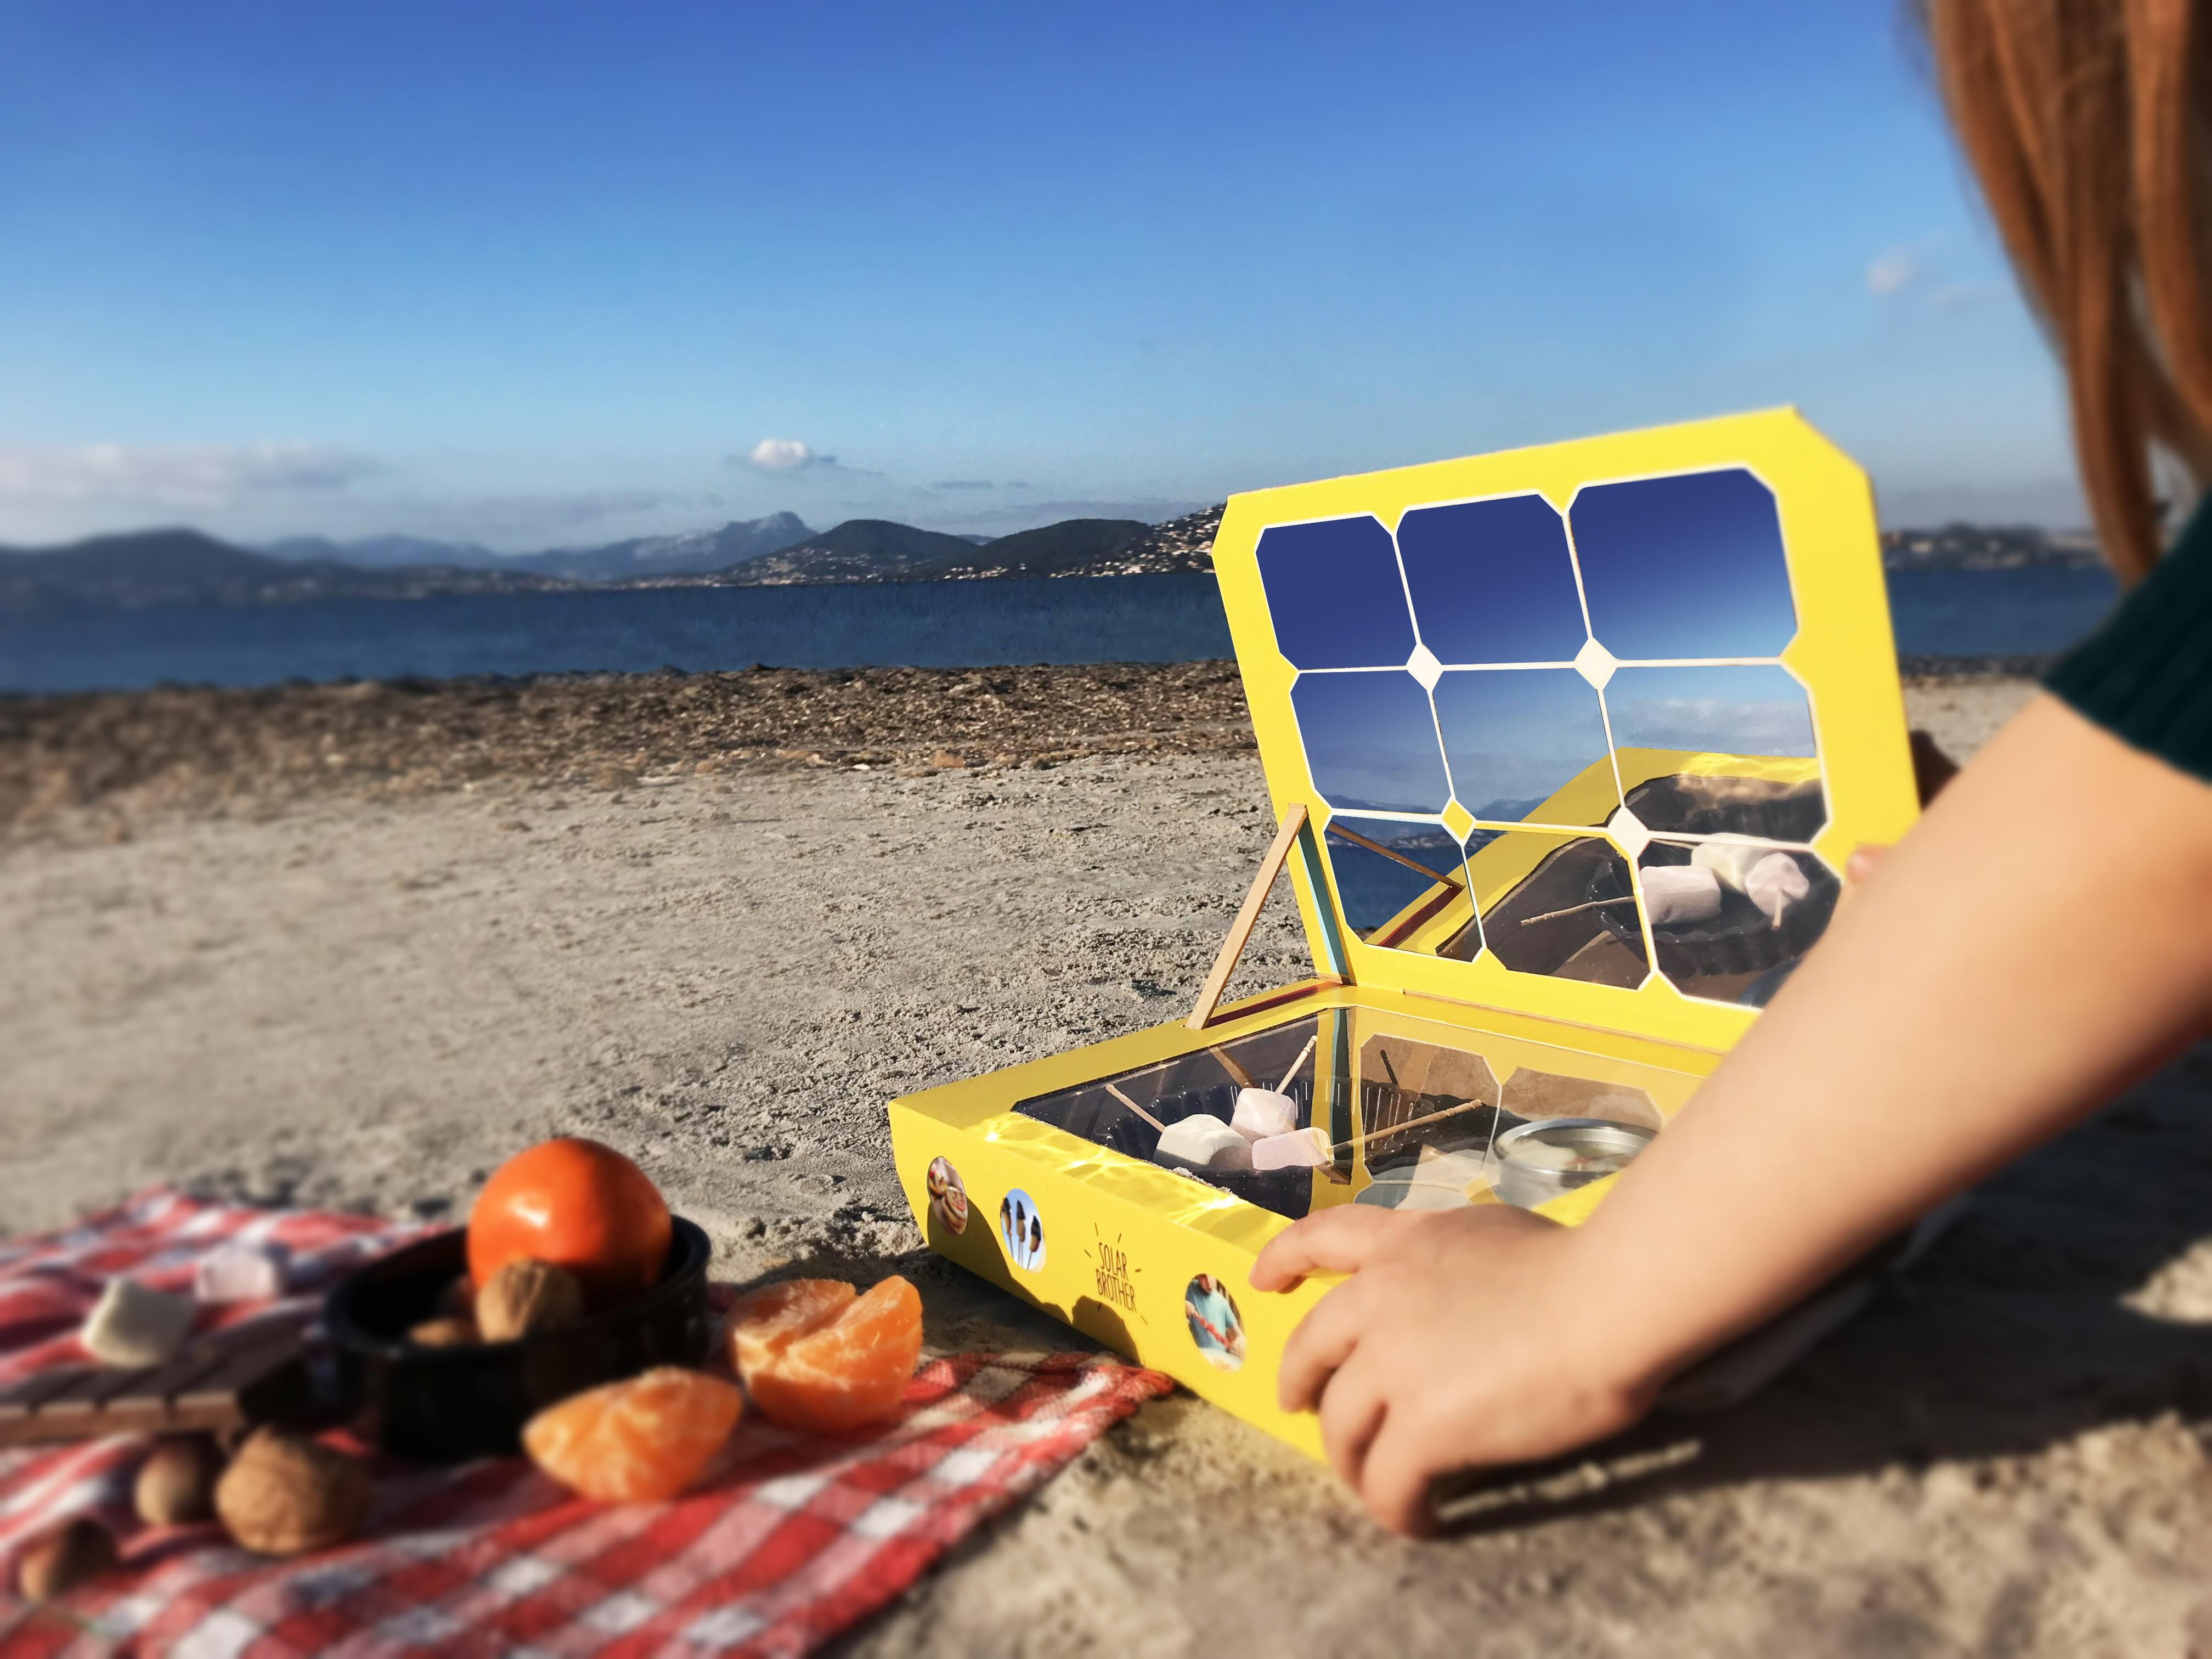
[
  {"xmin": 1102, "ymin": 1080, "xmax": 1168, "ymax": 1134},
  {"xmin": 1275, "ymin": 1034, "xmax": 1318, "ymax": 1094}
]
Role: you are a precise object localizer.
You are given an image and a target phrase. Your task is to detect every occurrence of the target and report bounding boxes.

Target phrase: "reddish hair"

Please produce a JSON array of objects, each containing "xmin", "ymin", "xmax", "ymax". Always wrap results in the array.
[{"xmin": 1926, "ymin": 0, "xmax": 2212, "ymax": 581}]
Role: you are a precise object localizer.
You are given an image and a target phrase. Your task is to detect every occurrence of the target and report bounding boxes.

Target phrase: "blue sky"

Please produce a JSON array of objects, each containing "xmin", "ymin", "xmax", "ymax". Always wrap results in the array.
[{"xmin": 0, "ymin": 2, "xmax": 2083, "ymax": 549}]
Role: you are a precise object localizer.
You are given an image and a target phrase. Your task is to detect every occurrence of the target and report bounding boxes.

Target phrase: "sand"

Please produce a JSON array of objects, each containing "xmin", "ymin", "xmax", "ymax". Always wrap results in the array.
[{"xmin": 18, "ymin": 670, "xmax": 2212, "ymax": 1655}]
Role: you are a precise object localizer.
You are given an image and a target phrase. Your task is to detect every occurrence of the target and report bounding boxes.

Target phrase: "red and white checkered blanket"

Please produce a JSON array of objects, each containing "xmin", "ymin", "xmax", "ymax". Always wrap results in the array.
[{"xmin": 0, "ymin": 1189, "xmax": 1172, "ymax": 1657}]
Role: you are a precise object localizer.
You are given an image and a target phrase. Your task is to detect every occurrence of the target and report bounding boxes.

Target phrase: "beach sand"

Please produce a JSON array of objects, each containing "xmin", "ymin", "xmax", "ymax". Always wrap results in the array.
[{"xmin": 13, "ymin": 668, "xmax": 2212, "ymax": 1655}]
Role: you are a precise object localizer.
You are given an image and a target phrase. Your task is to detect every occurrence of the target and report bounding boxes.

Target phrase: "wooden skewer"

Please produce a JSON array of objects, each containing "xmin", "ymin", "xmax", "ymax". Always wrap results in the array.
[
  {"xmin": 1209, "ymin": 1046, "xmax": 1256, "ymax": 1090},
  {"xmin": 1516, "ymin": 896, "xmax": 1638, "ymax": 927},
  {"xmin": 1102, "ymin": 1080, "xmax": 1167, "ymax": 1134},
  {"xmin": 1331, "ymin": 1097, "xmax": 1491, "ymax": 1157},
  {"xmin": 1274, "ymin": 1034, "xmax": 1317, "ymax": 1094},
  {"xmin": 1327, "ymin": 824, "xmax": 1465, "ymax": 885}
]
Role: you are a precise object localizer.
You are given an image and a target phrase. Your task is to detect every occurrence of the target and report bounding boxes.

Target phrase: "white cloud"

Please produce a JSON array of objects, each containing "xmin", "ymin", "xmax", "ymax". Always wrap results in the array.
[
  {"xmin": 745, "ymin": 438, "xmax": 831, "ymax": 471},
  {"xmin": 1867, "ymin": 249, "xmax": 1920, "ymax": 297},
  {"xmin": 0, "ymin": 442, "xmax": 378, "ymax": 506}
]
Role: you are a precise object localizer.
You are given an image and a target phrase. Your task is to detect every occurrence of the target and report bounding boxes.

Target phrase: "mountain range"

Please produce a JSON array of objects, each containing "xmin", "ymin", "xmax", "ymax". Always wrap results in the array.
[{"xmin": 0, "ymin": 511, "xmax": 1217, "ymax": 610}]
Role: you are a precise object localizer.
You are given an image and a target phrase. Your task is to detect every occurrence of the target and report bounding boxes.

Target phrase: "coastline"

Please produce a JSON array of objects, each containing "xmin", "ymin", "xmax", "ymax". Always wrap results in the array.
[{"xmin": 1, "ymin": 658, "xmax": 2036, "ymax": 842}]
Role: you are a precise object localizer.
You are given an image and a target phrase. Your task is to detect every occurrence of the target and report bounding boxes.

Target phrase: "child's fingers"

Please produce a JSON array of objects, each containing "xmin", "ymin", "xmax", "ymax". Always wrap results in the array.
[
  {"xmin": 1316, "ymin": 1353, "xmax": 1389, "ymax": 1492},
  {"xmin": 1276, "ymin": 1277, "xmax": 1371, "ymax": 1413},
  {"xmin": 1249, "ymin": 1205, "xmax": 1418, "ymax": 1290},
  {"xmin": 1844, "ymin": 842, "xmax": 1891, "ymax": 885},
  {"xmin": 1359, "ymin": 1415, "xmax": 1441, "ymax": 1539}
]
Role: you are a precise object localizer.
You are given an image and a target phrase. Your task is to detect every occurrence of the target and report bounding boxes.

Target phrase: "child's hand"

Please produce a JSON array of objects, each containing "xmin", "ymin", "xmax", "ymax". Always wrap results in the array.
[{"xmin": 1249, "ymin": 1204, "xmax": 1659, "ymax": 1536}]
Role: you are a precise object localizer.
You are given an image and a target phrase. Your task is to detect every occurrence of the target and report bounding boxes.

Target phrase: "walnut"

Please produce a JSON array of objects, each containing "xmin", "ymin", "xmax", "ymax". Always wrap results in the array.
[
  {"xmin": 16, "ymin": 1519, "xmax": 117, "ymax": 1602},
  {"xmin": 475, "ymin": 1259, "xmax": 585, "ymax": 1342},
  {"xmin": 408, "ymin": 1315, "xmax": 480, "ymax": 1347},
  {"xmin": 215, "ymin": 1429, "xmax": 371, "ymax": 1556},
  {"xmin": 135, "ymin": 1434, "xmax": 225, "ymax": 1526},
  {"xmin": 433, "ymin": 1274, "xmax": 475, "ymax": 1320}
]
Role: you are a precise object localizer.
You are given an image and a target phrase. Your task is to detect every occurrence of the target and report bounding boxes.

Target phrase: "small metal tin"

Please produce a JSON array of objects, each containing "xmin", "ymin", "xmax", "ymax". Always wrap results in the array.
[{"xmin": 1492, "ymin": 1118, "xmax": 1655, "ymax": 1210}]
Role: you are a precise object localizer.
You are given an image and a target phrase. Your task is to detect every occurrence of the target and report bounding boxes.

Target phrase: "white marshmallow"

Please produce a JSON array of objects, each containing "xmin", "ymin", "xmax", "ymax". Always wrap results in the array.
[
  {"xmin": 1230, "ymin": 1087, "xmax": 1300, "ymax": 1142},
  {"xmin": 82, "ymin": 1278, "xmax": 197, "ymax": 1367},
  {"xmin": 1639, "ymin": 864, "xmax": 1724, "ymax": 927},
  {"xmin": 1745, "ymin": 851, "xmax": 1811, "ymax": 926},
  {"xmin": 1251, "ymin": 1127, "xmax": 1333, "ymax": 1170},
  {"xmin": 1691, "ymin": 837, "xmax": 1768, "ymax": 892},
  {"xmin": 1155, "ymin": 1116, "xmax": 1253, "ymax": 1171},
  {"xmin": 193, "ymin": 1240, "xmax": 291, "ymax": 1304}
]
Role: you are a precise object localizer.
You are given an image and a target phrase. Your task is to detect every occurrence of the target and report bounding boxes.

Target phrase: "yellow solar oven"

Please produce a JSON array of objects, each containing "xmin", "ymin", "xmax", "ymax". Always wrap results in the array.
[{"xmin": 889, "ymin": 409, "xmax": 1918, "ymax": 1458}]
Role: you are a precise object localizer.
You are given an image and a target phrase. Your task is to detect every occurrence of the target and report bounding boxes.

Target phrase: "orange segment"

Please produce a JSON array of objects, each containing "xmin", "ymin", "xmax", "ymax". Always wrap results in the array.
[
  {"xmin": 725, "ymin": 1276, "xmax": 923, "ymax": 1434},
  {"xmin": 726, "ymin": 1279, "xmax": 856, "ymax": 1383},
  {"xmin": 522, "ymin": 1367, "xmax": 742, "ymax": 1502}
]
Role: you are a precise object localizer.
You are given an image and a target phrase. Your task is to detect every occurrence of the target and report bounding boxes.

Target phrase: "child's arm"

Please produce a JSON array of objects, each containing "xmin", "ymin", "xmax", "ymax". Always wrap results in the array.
[{"xmin": 1250, "ymin": 692, "xmax": 2212, "ymax": 1535}]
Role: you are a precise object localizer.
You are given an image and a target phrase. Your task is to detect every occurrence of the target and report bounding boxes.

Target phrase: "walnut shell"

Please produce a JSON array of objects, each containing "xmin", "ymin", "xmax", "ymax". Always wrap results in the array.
[
  {"xmin": 433, "ymin": 1274, "xmax": 475, "ymax": 1320},
  {"xmin": 136, "ymin": 1434, "xmax": 226, "ymax": 1526},
  {"xmin": 408, "ymin": 1315, "xmax": 480, "ymax": 1347},
  {"xmin": 16, "ymin": 1519, "xmax": 116, "ymax": 1602},
  {"xmin": 215, "ymin": 1429, "xmax": 371, "ymax": 1557},
  {"xmin": 476, "ymin": 1258, "xmax": 586, "ymax": 1342}
]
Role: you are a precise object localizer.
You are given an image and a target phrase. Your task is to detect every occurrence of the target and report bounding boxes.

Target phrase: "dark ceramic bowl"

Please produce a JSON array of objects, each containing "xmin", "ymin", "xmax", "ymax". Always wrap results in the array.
[{"xmin": 326, "ymin": 1217, "xmax": 713, "ymax": 1461}]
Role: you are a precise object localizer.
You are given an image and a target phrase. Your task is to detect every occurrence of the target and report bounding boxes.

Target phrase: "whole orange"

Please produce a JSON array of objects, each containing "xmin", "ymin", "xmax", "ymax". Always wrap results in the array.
[{"xmin": 466, "ymin": 1138, "xmax": 673, "ymax": 1307}]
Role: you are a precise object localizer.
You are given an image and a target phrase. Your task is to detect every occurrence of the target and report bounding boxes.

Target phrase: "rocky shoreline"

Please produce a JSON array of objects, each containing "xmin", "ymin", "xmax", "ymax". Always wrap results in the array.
[{"xmin": 0, "ymin": 656, "xmax": 2033, "ymax": 842}]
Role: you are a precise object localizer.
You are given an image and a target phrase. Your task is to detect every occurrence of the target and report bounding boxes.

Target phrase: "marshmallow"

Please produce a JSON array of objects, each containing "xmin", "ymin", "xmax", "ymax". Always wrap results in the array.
[
  {"xmin": 1744, "ymin": 851, "xmax": 1811, "ymax": 927},
  {"xmin": 193, "ymin": 1240, "xmax": 291, "ymax": 1304},
  {"xmin": 1251, "ymin": 1127, "xmax": 1333, "ymax": 1170},
  {"xmin": 1639, "ymin": 864, "xmax": 1723, "ymax": 927},
  {"xmin": 1154, "ymin": 1116, "xmax": 1253, "ymax": 1171},
  {"xmin": 82, "ymin": 1278, "xmax": 197, "ymax": 1367},
  {"xmin": 1230, "ymin": 1087, "xmax": 1300, "ymax": 1142},
  {"xmin": 1691, "ymin": 837, "xmax": 1769, "ymax": 892}
]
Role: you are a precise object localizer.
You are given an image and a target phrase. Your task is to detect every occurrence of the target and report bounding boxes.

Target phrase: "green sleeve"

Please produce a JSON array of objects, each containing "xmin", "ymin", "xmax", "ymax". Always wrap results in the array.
[{"xmin": 2045, "ymin": 503, "xmax": 2212, "ymax": 783}]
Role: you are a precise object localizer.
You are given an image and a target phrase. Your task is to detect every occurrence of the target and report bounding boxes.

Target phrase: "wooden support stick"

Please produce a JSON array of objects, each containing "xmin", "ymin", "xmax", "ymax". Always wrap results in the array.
[
  {"xmin": 1102, "ymin": 1080, "xmax": 1167, "ymax": 1133},
  {"xmin": 1187, "ymin": 804, "xmax": 1309, "ymax": 1031},
  {"xmin": 1328, "ymin": 823, "xmax": 1465, "ymax": 884},
  {"xmin": 1274, "ymin": 1034, "xmax": 1318, "ymax": 1094}
]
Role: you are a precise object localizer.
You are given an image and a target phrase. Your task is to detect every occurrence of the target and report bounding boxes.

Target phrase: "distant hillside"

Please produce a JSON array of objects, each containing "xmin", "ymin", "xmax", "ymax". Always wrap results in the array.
[
  {"xmin": 0, "ymin": 529, "xmax": 578, "ymax": 610},
  {"xmin": 264, "ymin": 514, "xmax": 814, "ymax": 582},
  {"xmin": 932, "ymin": 518, "xmax": 1148, "ymax": 579},
  {"xmin": 264, "ymin": 533, "xmax": 505, "ymax": 571},
  {"xmin": 521, "ymin": 514, "xmax": 814, "ymax": 581},
  {"xmin": 1103, "ymin": 505, "xmax": 1222, "ymax": 575},
  {"xmin": 713, "ymin": 520, "xmax": 994, "ymax": 585},
  {"xmin": 1881, "ymin": 523, "xmax": 2102, "ymax": 571}
]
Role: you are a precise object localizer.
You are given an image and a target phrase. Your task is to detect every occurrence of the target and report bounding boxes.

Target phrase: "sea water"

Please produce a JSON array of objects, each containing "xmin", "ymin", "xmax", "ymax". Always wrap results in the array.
[{"xmin": 0, "ymin": 567, "xmax": 2123, "ymax": 695}]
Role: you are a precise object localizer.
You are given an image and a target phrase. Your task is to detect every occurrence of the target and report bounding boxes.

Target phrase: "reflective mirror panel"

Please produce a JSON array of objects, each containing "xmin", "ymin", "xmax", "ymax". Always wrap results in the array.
[
  {"xmin": 1255, "ymin": 516, "xmax": 1415, "ymax": 670},
  {"xmin": 1632, "ymin": 839, "xmax": 1841, "ymax": 1005},
  {"xmin": 1396, "ymin": 495, "xmax": 1587, "ymax": 664},
  {"xmin": 1321, "ymin": 815, "xmax": 1482, "ymax": 960},
  {"xmin": 1464, "ymin": 830, "xmax": 1647, "ymax": 989},
  {"xmin": 1289, "ymin": 670, "xmax": 1451, "ymax": 813},
  {"xmin": 1568, "ymin": 469, "xmax": 1797, "ymax": 659},
  {"xmin": 1432, "ymin": 668, "xmax": 1618, "ymax": 827},
  {"xmin": 1251, "ymin": 461, "xmax": 1832, "ymax": 996},
  {"xmin": 1604, "ymin": 663, "xmax": 1826, "ymax": 837}
]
